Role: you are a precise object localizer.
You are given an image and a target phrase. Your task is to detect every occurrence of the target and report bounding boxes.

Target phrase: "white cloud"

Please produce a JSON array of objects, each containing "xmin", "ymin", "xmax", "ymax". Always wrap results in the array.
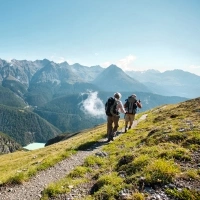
[
  {"xmin": 101, "ymin": 54, "xmax": 137, "ymax": 70},
  {"xmin": 189, "ymin": 65, "xmax": 200, "ymax": 69},
  {"xmin": 101, "ymin": 61, "xmax": 111, "ymax": 68},
  {"xmin": 116, "ymin": 54, "xmax": 137, "ymax": 71},
  {"xmin": 51, "ymin": 56, "xmax": 66, "ymax": 63},
  {"xmin": 50, "ymin": 55, "xmax": 75, "ymax": 65},
  {"xmin": 188, "ymin": 65, "xmax": 200, "ymax": 76},
  {"xmin": 79, "ymin": 91, "xmax": 106, "ymax": 119}
]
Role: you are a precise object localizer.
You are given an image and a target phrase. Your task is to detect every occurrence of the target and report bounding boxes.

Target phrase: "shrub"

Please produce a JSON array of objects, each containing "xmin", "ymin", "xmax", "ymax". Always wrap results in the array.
[
  {"xmin": 84, "ymin": 155, "xmax": 105, "ymax": 167},
  {"xmin": 159, "ymin": 147, "xmax": 191, "ymax": 161},
  {"xmin": 166, "ymin": 188, "xmax": 200, "ymax": 200},
  {"xmin": 132, "ymin": 192, "xmax": 145, "ymax": 200},
  {"xmin": 144, "ymin": 159, "xmax": 180, "ymax": 185},
  {"xmin": 8, "ymin": 172, "xmax": 25, "ymax": 184},
  {"xmin": 91, "ymin": 173, "xmax": 124, "ymax": 197},
  {"xmin": 69, "ymin": 166, "xmax": 90, "ymax": 178}
]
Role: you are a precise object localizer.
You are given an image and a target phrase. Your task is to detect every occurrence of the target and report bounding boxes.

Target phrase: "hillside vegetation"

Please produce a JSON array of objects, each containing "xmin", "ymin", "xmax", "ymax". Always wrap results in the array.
[
  {"xmin": 42, "ymin": 97, "xmax": 200, "ymax": 199},
  {"xmin": 0, "ymin": 97, "xmax": 199, "ymax": 200},
  {"xmin": 0, "ymin": 122, "xmax": 111, "ymax": 185},
  {"xmin": 0, "ymin": 105, "xmax": 61, "ymax": 146},
  {"xmin": 0, "ymin": 85, "xmax": 26, "ymax": 107}
]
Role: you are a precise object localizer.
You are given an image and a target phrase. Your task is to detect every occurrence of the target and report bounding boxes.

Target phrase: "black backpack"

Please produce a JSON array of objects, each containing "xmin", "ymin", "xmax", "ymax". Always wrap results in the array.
[
  {"xmin": 105, "ymin": 97, "xmax": 118, "ymax": 116},
  {"xmin": 124, "ymin": 96, "xmax": 137, "ymax": 114}
]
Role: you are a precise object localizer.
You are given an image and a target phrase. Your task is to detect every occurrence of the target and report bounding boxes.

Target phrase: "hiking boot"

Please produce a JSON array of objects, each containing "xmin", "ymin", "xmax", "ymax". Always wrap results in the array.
[
  {"xmin": 107, "ymin": 137, "xmax": 114, "ymax": 142},
  {"xmin": 107, "ymin": 139, "xmax": 111, "ymax": 142},
  {"xmin": 110, "ymin": 135, "xmax": 114, "ymax": 141},
  {"xmin": 107, "ymin": 134, "xmax": 114, "ymax": 142},
  {"xmin": 125, "ymin": 126, "xmax": 127, "ymax": 133}
]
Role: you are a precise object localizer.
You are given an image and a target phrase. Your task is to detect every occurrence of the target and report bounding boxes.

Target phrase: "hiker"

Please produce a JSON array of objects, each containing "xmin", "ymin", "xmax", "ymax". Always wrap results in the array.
[
  {"xmin": 124, "ymin": 94, "xmax": 142, "ymax": 132},
  {"xmin": 105, "ymin": 92, "xmax": 126, "ymax": 142}
]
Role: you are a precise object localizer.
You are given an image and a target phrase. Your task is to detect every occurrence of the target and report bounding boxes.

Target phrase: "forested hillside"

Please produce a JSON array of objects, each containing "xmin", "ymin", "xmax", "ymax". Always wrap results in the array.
[
  {"xmin": 0, "ymin": 105, "xmax": 61, "ymax": 146},
  {"xmin": 34, "ymin": 93, "xmax": 105, "ymax": 132},
  {"xmin": 0, "ymin": 85, "xmax": 26, "ymax": 107}
]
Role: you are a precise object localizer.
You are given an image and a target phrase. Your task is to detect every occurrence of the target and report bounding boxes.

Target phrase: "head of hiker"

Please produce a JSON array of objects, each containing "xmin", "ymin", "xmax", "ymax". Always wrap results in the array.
[
  {"xmin": 132, "ymin": 94, "xmax": 137, "ymax": 99},
  {"xmin": 114, "ymin": 92, "xmax": 121, "ymax": 100}
]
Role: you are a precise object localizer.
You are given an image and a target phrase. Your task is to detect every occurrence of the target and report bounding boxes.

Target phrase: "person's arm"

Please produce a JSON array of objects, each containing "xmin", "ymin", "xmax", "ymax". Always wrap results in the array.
[
  {"xmin": 136, "ymin": 100, "xmax": 142, "ymax": 108},
  {"xmin": 118, "ymin": 101, "xmax": 126, "ymax": 114}
]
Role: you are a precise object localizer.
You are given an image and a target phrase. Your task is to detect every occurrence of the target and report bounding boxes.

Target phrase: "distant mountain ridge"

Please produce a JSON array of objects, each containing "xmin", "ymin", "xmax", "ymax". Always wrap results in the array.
[
  {"xmin": 92, "ymin": 64, "xmax": 151, "ymax": 92},
  {"xmin": 70, "ymin": 63, "xmax": 103, "ymax": 82},
  {"xmin": 127, "ymin": 69, "xmax": 200, "ymax": 98},
  {"xmin": 1, "ymin": 58, "xmax": 199, "ymax": 99}
]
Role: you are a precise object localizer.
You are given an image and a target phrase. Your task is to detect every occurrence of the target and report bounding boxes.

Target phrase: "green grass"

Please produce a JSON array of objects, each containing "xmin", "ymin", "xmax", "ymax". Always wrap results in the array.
[
  {"xmin": 41, "ymin": 99, "xmax": 200, "ymax": 199},
  {"xmin": 0, "ymin": 123, "xmax": 109, "ymax": 185},
  {"xmin": 144, "ymin": 159, "xmax": 180, "ymax": 185},
  {"xmin": 1, "ymin": 98, "xmax": 200, "ymax": 200},
  {"xmin": 166, "ymin": 188, "xmax": 200, "ymax": 200}
]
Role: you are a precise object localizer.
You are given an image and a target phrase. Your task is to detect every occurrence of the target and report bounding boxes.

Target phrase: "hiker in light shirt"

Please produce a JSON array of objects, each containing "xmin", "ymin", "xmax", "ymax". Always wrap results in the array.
[{"xmin": 106, "ymin": 92, "xmax": 126, "ymax": 142}]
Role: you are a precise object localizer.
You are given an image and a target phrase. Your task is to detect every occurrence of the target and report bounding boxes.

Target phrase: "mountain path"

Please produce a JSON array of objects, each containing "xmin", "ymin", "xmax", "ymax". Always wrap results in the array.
[{"xmin": 0, "ymin": 115, "xmax": 147, "ymax": 200}]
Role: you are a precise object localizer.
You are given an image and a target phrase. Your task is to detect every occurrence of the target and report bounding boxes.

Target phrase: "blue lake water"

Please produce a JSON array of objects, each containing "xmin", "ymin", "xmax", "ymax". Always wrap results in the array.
[{"xmin": 23, "ymin": 143, "xmax": 46, "ymax": 150}]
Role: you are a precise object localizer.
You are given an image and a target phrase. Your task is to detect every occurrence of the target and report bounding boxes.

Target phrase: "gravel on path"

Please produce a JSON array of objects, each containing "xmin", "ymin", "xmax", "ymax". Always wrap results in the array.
[{"xmin": 0, "ymin": 115, "xmax": 147, "ymax": 200}]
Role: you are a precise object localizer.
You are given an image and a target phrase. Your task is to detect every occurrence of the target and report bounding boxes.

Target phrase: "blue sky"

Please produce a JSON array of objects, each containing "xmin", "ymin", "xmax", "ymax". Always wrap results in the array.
[{"xmin": 0, "ymin": 0, "xmax": 200, "ymax": 75}]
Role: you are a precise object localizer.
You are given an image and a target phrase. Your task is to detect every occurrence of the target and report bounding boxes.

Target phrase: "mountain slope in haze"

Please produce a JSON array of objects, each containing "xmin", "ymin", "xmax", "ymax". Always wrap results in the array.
[
  {"xmin": 127, "ymin": 69, "xmax": 200, "ymax": 98},
  {"xmin": 30, "ymin": 60, "xmax": 82, "ymax": 84},
  {"xmin": 25, "ymin": 61, "xmax": 100, "ymax": 106},
  {"xmin": 0, "ymin": 85, "xmax": 26, "ymax": 107},
  {"xmin": 0, "ymin": 58, "xmax": 45, "ymax": 87},
  {"xmin": 0, "ymin": 105, "xmax": 61, "ymax": 146},
  {"xmin": 92, "ymin": 65, "xmax": 151, "ymax": 93},
  {"xmin": 69, "ymin": 63, "xmax": 104, "ymax": 82},
  {"xmin": 1, "ymin": 58, "xmax": 199, "ymax": 101}
]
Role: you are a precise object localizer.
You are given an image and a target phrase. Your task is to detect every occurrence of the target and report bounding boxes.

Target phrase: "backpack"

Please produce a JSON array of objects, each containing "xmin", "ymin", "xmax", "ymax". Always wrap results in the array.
[
  {"xmin": 124, "ymin": 96, "xmax": 137, "ymax": 114},
  {"xmin": 105, "ymin": 97, "xmax": 119, "ymax": 116}
]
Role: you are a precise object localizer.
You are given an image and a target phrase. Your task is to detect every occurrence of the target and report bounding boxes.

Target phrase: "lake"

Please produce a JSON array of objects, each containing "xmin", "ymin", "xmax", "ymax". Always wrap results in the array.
[{"xmin": 23, "ymin": 143, "xmax": 46, "ymax": 150}]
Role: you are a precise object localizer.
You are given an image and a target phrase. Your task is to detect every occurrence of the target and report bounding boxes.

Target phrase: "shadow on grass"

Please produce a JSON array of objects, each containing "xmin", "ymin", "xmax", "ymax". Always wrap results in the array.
[
  {"xmin": 75, "ymin": 130, "xmax": 125, "ymax": 151},
  {"xmin": 75, "ymin": 140, "xmax": 110, "ymax": 151}
]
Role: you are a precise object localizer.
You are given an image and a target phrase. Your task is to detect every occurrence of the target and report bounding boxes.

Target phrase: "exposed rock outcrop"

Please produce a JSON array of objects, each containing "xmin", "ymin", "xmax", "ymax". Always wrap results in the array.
[{"xmin": 0, "ymin": 132, "xmax": 22, "ymax": 154}]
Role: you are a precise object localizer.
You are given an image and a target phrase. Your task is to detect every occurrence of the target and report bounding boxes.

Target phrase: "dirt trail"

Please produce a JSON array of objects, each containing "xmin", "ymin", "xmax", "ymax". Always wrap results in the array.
[{"xmin": 0, "ymin": 115, "xmax": 147, "ymax": 200}]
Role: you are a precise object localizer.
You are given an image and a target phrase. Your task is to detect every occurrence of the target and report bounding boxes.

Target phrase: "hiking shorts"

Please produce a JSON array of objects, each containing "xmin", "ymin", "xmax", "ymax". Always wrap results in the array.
[{"xmin": 125, "ymin": 113, "xmax": 135, "ymax": 122}]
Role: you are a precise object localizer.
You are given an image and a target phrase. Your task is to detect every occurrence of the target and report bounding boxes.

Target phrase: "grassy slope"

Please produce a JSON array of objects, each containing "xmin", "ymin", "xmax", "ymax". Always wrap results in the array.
[
  {"xmin": 0, "ymin": 97, "xmax": 200, "ymax": 199},
  {"xmin": 0, "ymin": 121, "xmax": 124, "ymax": 185},
  {"xmin": 42, "ymin": 97, "xmax": 200, "ymax": 199}
]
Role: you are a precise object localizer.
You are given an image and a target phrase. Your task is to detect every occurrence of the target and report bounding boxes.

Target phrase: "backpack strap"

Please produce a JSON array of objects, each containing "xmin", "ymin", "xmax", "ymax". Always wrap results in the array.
[{"xmin": 110, "ymin": 100, "xmax": 118, "ymax": 116}]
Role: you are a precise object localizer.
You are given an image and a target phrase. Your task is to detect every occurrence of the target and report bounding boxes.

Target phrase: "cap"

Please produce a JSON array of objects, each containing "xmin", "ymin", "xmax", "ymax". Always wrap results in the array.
[
  {"xmin": 132, "ymin": 94, "xmax": 137, "ymax": 99},
  {"xmin": 114, "ymin": 92, "xmax": 122, "ymax": 99}
]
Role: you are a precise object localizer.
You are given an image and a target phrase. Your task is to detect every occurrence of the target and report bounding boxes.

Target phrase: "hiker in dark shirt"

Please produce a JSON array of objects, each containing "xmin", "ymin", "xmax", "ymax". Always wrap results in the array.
[
  {"xmin": 124, "ymin": 94, "xmax": 142, "ymax": 132},
  {"xmin": 105, "ymin": 92, "xmax": 126, "ymax": 142}
]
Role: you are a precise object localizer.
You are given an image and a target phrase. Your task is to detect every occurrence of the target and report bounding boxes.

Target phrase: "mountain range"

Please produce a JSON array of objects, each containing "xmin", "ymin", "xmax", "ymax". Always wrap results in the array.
[
  {"xmin": 127, "ymin": 69, "xmax": 200, "ymax": 98},
  {"xmin": 0, "ymin": 58, "xmax": 199, "ymax": 150}
]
